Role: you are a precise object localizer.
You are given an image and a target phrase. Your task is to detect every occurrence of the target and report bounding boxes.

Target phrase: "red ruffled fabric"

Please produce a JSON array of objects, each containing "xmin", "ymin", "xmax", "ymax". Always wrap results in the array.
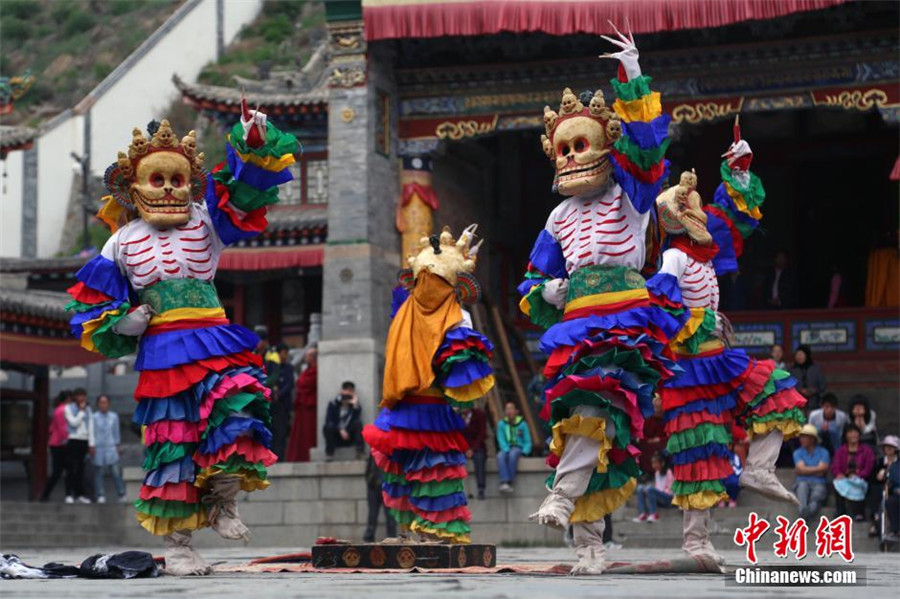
[
  {"xmin": 664, "ymin": 410, "xmax": 733, "ymax": 436},
  {"xmin": 382, "ymin": 492, "xmax": 413, "ymax": 512},
  {"xmin": 749, "ymin": 387, "xmax": 806, "ymax": 417},
  {"xmin": 193, "ymin": 436, "xmax": 278, "ymax": 468},
  {"xmin": 542, "ymin": 374, "xmax": 643, "ymax": 438},
  {"xmin": 612, "ymin": 151, "xmax": 666, "ymax": 183},
  {"xmin": 139, "ymin": 481, "xmax": 200, "ymax": 503},
  {"xmin": 365, "ymin": 425, "xmax": 468, "ymax": 455},
  {"xmin": 673, "ymin": 455, "xmax": 734, "ymax": 482},
  {"xmin": 372, "ymin": 451, "xmax": 466, "ymax": 481},
  {"xmin": 414, "ymin": 505, "xmax": 472, "ymax": 524},
  {"xmin": 544, "ymin": 331, "xmax": 673, "ymax": 381},
  {"xmin": 215, "ymin": 181, "xmax": 269, "ymax": 234},
  {"xmin": 661, "ymin": 362, "xmax": 753, "ymax": 408},
  {"xmin": 735, "ymin": 359, "xmax": 775, "ymax": 412},
  {"xmin": 135, "ymin": 351, "xmax": 262, "ymax": 399},
  {"xmin": 144, "ymin": 420, "xmax": 200, "ymax": 444},
  {"xmin": 67, "ymin": 281, "xmax": 113, "ymax": 304}
]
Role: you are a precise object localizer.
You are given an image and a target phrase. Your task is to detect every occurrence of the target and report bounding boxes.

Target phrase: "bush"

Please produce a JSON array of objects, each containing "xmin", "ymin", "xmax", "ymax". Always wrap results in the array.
[
  {"xmin": 50, "ymin": 1, "xmax": 77, "ymax": 25},
  {"xmin": 110, "ymin": 0, "xmax": 142, "ymax": 16},
  {"xmin": 92, "ymin": 62, "xmax": 112, "ymax": 80},
  {"xmin": 63, "ymin": 10, "xmax": 97, "ymax": 36},
  {"xmin": 265, "ymin": 0, "xmax": 304, "ymax": 21},
  {"xmin": 0, "ymin": 16, "xmax": 32, "ymax": 42},
  {"xmin": 3, "ymin": 0, "xmax": 39, "ymax": 20},
  {"xmin": 260, "ymin": 14, "xmax": 293, "ymax": 43}
]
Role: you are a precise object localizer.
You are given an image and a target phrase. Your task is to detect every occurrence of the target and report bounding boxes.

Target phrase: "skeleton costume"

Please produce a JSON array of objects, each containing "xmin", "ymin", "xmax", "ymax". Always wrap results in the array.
[
  {"xmin": 363, "ymin": 227, "xmax": 494, "ymax": 544},
  {"xmin": 519, "ymin": 28, "xmax": 682, "ymax": 573},
  {"xmin": 67, "ymin": 104, "xmax": 298, "ymax": 575},
  {"xmin": 648, "ymin": 125, "xmax": 806, "ymax": 563}
]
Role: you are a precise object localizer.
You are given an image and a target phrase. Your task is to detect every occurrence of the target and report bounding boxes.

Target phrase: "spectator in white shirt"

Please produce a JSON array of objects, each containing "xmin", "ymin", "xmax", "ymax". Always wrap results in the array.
[{"xmin": 64, "ymin": 388, "xmax": 94, "ymax": 504}]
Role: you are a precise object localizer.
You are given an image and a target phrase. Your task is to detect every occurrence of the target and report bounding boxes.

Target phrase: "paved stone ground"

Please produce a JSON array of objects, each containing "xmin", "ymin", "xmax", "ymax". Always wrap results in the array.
[{"xmin": 2, "ymin": 546, "xmax": 897, "ymax": 598}]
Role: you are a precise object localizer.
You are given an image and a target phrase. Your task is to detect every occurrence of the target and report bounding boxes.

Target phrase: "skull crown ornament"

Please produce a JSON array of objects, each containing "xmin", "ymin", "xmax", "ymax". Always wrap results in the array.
[
  {"xmin": 655, "ymin": 169, "xmax": 713, "ymax": 246},
  {"xmin": 104, "ymin": 120, "xmax": 207, "ymax": 229},
  {"xmin": 542, "ymin": 88, "xmax": 621, "ymax": 197}
]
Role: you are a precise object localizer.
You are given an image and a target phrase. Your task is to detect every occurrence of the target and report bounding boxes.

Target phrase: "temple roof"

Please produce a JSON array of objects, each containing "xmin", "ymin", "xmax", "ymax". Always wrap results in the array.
[
  {"xmin": 0, "ymin": 125, "xmax": 38, "ymax": 158},
  {"xmin": 0, "ymin": 286, "xmax": 69, "ymax": 323}
]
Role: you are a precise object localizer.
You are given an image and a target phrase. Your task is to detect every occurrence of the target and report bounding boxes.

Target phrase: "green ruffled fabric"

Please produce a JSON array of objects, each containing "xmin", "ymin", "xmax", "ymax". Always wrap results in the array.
[
  {"xmin": 413, "ymin": 516, "xmax": 470, "ymax": 535},
  {"xmin": 672, "ymin": 479, "xmax": 727, "ymax": 496},
  {"xmin": 666, "ymin": 422, "xmax": 732, "ymax": 454},
  {"xmin": 134, "ymin": 498, "xmax": 202, "ymax": 518},
  {"xmin": 436, "ymin": 349, "xmax": 489, "ymax": 377},
  {"xmin": 523, "ymin": 283, "xmax": 562, "ymax": 329},
  {"xmin": 142, "ymin": 442, "xmax": 195, "ymax": 471},
  {"xmin": 720, "ymin": 160, "xmax": 765, "ymax": 212},
  {"xmin": 744, "ymin": 369, "xmax": 791, "ymax": 410},
  {"xmin": 89, "ymin": 304, "xmax": 139, "ymax": 359},
  {"xmin": 614, "ymin": 135, "xmax": 670, "ymax": 170},
  {"xmin": 210, "ymin": 455, "xmax": 269, "ymax": 478},
  {"xmin": 383, "ymin": 472, "xmax": 409, "ymax": 485},
  {"xmin": 212, "ymin": 170, "xmax": 280, "ymax": 212},
  {"xmin": 560, "ymin": 347, "xmax": 663, "ymax": 388},
  {"xmin": 207, "ymin": 391, "xmax": 271, "ymax": 430},
  {"xmin": 66, "ymin": 298, "xmax": 111, "ymax": 313},
  {"xmin": 679, "ymin": 308, "xmax": 719, "ymax": 355},
  {"xmin": 610, "ymin": 75, "xmax": 653, "ymax": 102},
  {"xmin": 388, "ymin": 509, "xmax": 415, "ymax": 525},
  {"xmin": 410, "ymin": 479, "xmax": 464, "ymax": 498},
  {"xmin": 549, "ymin": 390, "xmax": 633, "ymax": 448},
  {"xmin": 228, "ymin": 121, "xmax": 299, "ymax": 159},
  {"xmin": 745, "ymin": 407, "xmax": 805, "ymax": 426},
  {"xmin": 546, "ymin": 457, "xmax": 639, "ymax": 493}
]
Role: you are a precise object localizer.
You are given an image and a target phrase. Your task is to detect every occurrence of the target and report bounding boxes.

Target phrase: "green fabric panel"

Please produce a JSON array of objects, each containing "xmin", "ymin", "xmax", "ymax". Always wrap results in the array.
[
  {"xmin": 66, "ymin": 299, "xmax": 113, "ymax": 313},
  {"xmin": 613, "ymin": 135, "xmax": 670, "ymax": 170},
  {"xmin": 719, "ymin": 160, "xmax": 766, "ymax": 211},
  {"xmin": 719, "ymin": 206, "xmax": 758, "ymax": 239},
  {"xmin": 524, "ymin": 283, "xmax": 563, "ymax": 329},
  {"xmin": 548, "ymin": 390, "xmax": 633, "ymax": 448},
  {"xmin": 142, "ymin": 442, "xmax": 196, "ymax": 471},
  {"xmin": 671, "ymin": 479, "xmax": 727, "ymax": 495},
  {"xmin": 680, "ymin": 308, "xmax": 719, "ymax": 355},
  {"xmin": 137, "ymin": 279, "xmax": 221, "ymax": 313},
  {"xmin": 610, "ymin": 75, "xmax": 653, "ymax": 102},
  {"xmin": 413, "ymin": 516, "xmax": 470, "ymax": 535},
  {"xmin": 208, "ymin": 391, "xmax": 272, "ymax": 429},
  {"xmin": 745, "ymin": 369, "xmax": 792, "ymax": 410},
  {"xmin": 566, "ymin": 264, "xmax": 646, "ymax": 300},
  {"xmin": 410, "ymin": 479, "xmax": 464, "ymax": 498},
  {"xmin": 134, "ymin": 498, "xmax": 201, "ymax": 518},
  {"xmin": 560, "ymin": 347, "xmax": 662, "ymax": 387},
  {"xmin": 209, "ymin": 455, "xmax": 268, "ymax": 479},
  {"xmin": 382, "ymin": 472, "xmax": 410, "ymax": 485},
  {"xmin": 666, "ymin": 422, "xmax": 732, "ymax": 454},
  {"xmin": 745, "ymin": 407, "xmax": 805, "ymax": 426},
  {"xmin": 90, "ymin": 304, "xmax": 138, "ymax": 359},
  {"xmin": 437, "ymin": 349, "xmax": 489, "ymax": 371},
  {"xmin": 546, "ymin": 457, "xmax": 639, "ymax": 493},
  {"xmin": 228, "ymin": 121, "xmax": 299, "ymax": 159},
  {"xmin": 388, "ymin": 509, "xmax": 414, "ymax": 525}
]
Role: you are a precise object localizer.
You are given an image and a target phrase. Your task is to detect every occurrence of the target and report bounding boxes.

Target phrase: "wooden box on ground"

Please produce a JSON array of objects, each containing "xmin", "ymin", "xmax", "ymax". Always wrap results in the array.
[{"xmin": 311, "ymin": 543, "xmax": 497, "ymax": 569}]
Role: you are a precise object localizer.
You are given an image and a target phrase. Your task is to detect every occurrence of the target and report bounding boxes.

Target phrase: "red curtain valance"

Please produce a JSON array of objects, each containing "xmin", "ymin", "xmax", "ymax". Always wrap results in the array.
[
  {"xmin": 362, "ymin": 0, "xmax": 848, "ymax": 41},
  {"xmin": 218, "ymin": 245, "xmax": 325, "ymax": 271},
  {"xmin": 0, "ymin": 333, "xmax": 106, "ymax": 367}
]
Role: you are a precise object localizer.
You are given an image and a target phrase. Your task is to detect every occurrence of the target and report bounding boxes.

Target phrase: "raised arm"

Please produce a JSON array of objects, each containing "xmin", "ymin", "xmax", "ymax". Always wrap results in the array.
[
  {"xmin": 205, "ymin": 101, "xmax": 299, "ymax": 246},
  {"xmin": 603, "ymin": 23, "xmax": 670, "ymax": 214},
  {"xmin": 704, "ymin": 119, "xmax": 766, "ymax": 276}
]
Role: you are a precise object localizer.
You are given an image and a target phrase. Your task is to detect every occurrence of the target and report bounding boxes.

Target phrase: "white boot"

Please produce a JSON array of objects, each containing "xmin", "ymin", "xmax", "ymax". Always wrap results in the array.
[
  {"xmin": 739, "ymin": 430, "xmax": 799, "ymax": 505},
  {"xmin": 682, "ymin": 509, "xmax": 724, "ymax": 566},
  {"xmin": 531, "ymin": 409, "xmax": 603, "ymax": 531},
  {"xmin": 570, "ymin": 520, "xmax": 607, "ymax": 575},
  {"xmin": 164, "ymin": 529, "xmax": 212, "ymax": 576},
  {"xmin": 205, "ymin": 475, "xmax": 251, "ymax": 541}
]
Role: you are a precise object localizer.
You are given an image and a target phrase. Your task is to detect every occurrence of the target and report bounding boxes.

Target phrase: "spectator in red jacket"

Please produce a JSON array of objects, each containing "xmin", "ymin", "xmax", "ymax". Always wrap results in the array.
[
  {"xmin": 461, "ymin": 405, "xmax": 487, "ymax": 500},
  {"xmin": 40, "ymin": 390, "xmax": 71, "ymax": 501},
  {"xmin": 831, "ymin": 424, "xmax": 875, "ymax": 521}
]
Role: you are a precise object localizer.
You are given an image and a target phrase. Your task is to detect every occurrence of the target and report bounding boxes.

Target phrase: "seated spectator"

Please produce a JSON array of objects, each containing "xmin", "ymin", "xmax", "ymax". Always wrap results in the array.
[
  {"xmin": 807, "ymin": 393, "xmax": 848, "ymax": 456},
  {"xmin": 461, "ymin": 404, "xmax": 487, "ymax": 500},
  {"xmin": 878, "ymin": 435, "xmax": 900, "ymax": 543},
  {"xmin": 496, "ymin": 401, "xmax": 532, "ymax": 493},
  {"xmin": 793, "ymin": 424, "xmax": 830, "ymax": 521},
  {"xmin": 848, "ymin": 395, "xmax": 878, "ymax": 449},
  {"xmin": 632, "ymin": 452, "xmax": 673, "ymax": 523},
  {"xmin": 873, "ymin": 435, "xmax": 899, "ymax": 540},
  {"xmin": 323, "ymin": 381, "xmax": 364, "ymax": 460},
  {"xmin": 831, "ymin": 424, "xmax": 875, "ymax": 521},
  {"xmin": 770, "ymin": 343, "xmax": 786, "ymax": 371},
  {"xmin": 789, "ymin": 345, "xmax": 827, "ymax": 411}
]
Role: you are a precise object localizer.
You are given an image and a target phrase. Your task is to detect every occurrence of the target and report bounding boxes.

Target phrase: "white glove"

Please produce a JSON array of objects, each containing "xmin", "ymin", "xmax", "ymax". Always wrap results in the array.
[
  {"xmin": 112, "ymin": 304, "xmax": 153, "ymax": 336},
  {"xmin": 600, "ymin": 21, "xmax": 641, "ymax": 80},
  {"xmin": 541, "ymin": 278, "xmax": 569, "ymax": 310},
  {"xmin": 714, "ymin": 311, "xmax": 735, "ymax": 347}
]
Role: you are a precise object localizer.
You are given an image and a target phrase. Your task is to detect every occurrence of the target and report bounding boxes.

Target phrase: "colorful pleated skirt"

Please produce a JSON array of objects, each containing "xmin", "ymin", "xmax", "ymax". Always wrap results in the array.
[
  {"xmin": 363, "ymin": 389, "xmax": 472, "ymax": 543},
  {"xmin": 661, "ymin": 336, "xmax": 806, "ymax": 511},
  {"xmin": 131, "ymin": 279, "xmax": 277, "ymax": 536},
  {"xmin": 539, "ymin": 265, "xmax": 683, "ymax": 523}
]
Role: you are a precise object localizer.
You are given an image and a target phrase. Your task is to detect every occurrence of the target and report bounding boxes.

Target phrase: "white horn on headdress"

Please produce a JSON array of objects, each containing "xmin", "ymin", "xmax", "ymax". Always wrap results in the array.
[
  {"xmin": 457, "ymin": 223, "xmax": 479, "ymax": 250},
  {"xmin": 468, "ymin": 238, "xmax": 484, "ymax": 259}
]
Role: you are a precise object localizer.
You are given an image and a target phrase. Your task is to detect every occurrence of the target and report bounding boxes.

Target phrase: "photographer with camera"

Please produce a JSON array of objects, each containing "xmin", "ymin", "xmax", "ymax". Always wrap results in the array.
[{"xmin": 323, "ymin": 381, "xmax": 364, "ymax": 460}]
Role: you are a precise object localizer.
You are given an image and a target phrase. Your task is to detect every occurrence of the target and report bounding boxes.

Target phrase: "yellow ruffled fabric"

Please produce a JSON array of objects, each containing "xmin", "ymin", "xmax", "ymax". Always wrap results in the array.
[
  {"xmin": 549, "ymin": 415, "xmax": 612, "ymax": 474},
  {"xmin": 233, "ymin": 148, "xmax": 296, "ymax": 172},
  {"xmin": 409, "ymin": 520, "xmax": 471, "ymax": 544},
  {"xmin": 748, "ymin": 418, "xmax": 803, "ymax": 441},
  {"xmin": 79, "ymin": 307, "xmax": 126, "ymax": 352},
  {"xmin": 564, "ymin": 288, "xmax": 649, "ymax": 314},
  {"xmin": 613, "ymin": 92, "xmax": 662, "ymax": 123},
  {"xmin": 136, "ymin": 510, "xmax": 208, "ymax": 536},
  {"xmin": 149, "ymin": 307, "xmax": 226, "ymax": 326},
  {"xmin": 194, "ymin": 467, "xmax": 271, "ymax": 492},
  {"xmin": 570, "ymin": 477, "xmax": 637, "ymax": 523},
  {"xmin": 444, "ymin": 375, "xmax": 495, "ymax": 402},
  {"xmin": 723, "ymin": 181, "xmax": 763, "ymax": 220},
  {"xmin": 669, "ymin": 308, "xmax": 708, "ymax": 348},
  {"xmin": 671, "ymin": 490, "xmax": 728, "ymax": 511}
]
